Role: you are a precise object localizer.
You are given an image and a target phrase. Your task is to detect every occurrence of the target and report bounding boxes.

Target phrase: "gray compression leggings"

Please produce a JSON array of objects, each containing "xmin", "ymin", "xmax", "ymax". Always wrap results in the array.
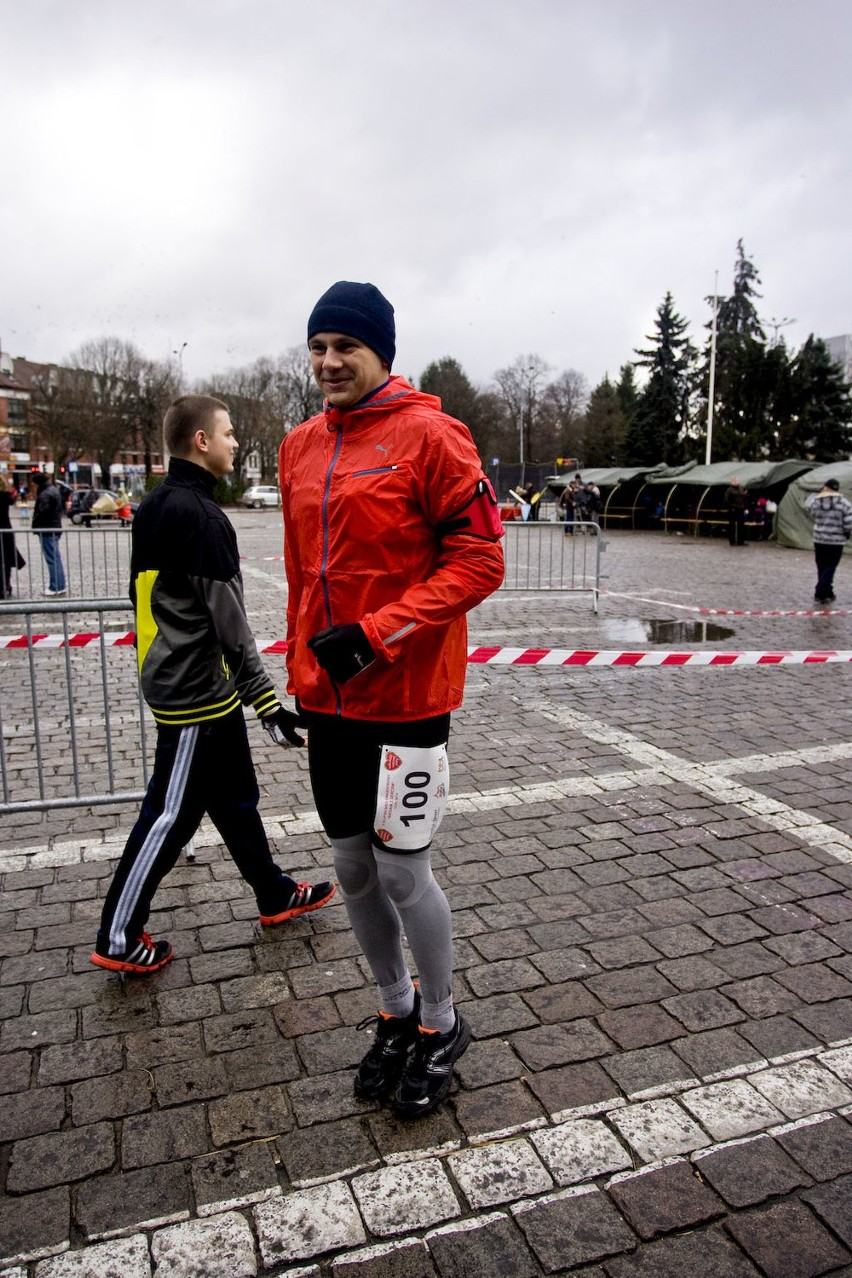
[{"xmin": 332, "ymin": 833, "xmax": 454, "ymax": 1029}]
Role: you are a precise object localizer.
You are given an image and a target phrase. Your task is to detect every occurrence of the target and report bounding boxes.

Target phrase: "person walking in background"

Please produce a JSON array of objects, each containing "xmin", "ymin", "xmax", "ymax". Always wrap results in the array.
[
  {"xmin": 31, "ymin": 471, "xmax": 66, "ymax": 594},
  {"xmin": 805, "ymin": 478, "xmax": 852, "ymax": 605},
  {"xmin": 725, "ymin": 476, "xmax": 748, "ymax": 546},
  {"xmin": 0, "ymin": 476, "xmax": 24, "ymax": 598},
  {"xmin": 557, "ymin": 479, "xmax": 576, "ymax": 535},
  {"xmin": 279, "ymin": 281, "xmax": 504, "ymax": 1118},
  {"xmin": 91, "ymin": 394, "xmax": 335, "ymax": 976}
]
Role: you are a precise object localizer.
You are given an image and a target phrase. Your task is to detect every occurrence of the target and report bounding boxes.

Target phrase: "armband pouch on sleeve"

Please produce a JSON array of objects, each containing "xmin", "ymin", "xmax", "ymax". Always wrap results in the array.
[{"xmin": 435, "ymin": 477, "xmax": 504, "ymax": 541}]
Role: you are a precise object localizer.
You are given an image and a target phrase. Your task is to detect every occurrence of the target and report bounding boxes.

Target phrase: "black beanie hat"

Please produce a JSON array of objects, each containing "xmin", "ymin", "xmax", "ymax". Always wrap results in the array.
[
  {"xmin": 307, "ymin": 281, "xmax": 395, "ymax": 369},
  {"xmin": 825, "ymin": 478, "xmax": 840, "ymax": 491}
]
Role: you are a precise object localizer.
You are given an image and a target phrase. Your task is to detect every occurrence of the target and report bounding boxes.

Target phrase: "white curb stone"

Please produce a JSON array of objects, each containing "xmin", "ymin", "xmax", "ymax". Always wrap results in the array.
[
  {"xmin": 255, "ymin": 1183, "xmax": 365, "ymax": 1268},
  {"xmin": 750, "ymin": 1060, "xmax": 852, "ymax": 1120},
  {"xmin": 680, "ymin": 1079, "xmax": 785, "ymax": 1141},
  {"xmin": 150, "ymin": 1213, "xmax": 256, "ymax": 1278},
  {"xmin": 531, "ymin": 1118, "xmax": 633, "ymax": 1184},
  {"xmin": 34, "ymin": 1235, "xmax": 150, "ymax": 1278},
  {"xmin": 351, "ymin": 1161, "xmax": 460, "ymax": 1237},
  {"xmin": 610, "ymin": 1098, "xmax": 710, "ymax": 1163},
  {"xmin": 447, "ymin": 1139, "xmax": 553, "ymax": 1209},
  {"xmin": 818, "ymin": 1044, "xmax": 852, "ymax": 1084}
]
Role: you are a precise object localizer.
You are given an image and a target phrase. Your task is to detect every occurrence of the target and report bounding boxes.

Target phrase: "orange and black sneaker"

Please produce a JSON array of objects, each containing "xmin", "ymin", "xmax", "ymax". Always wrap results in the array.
[
  {"xmin": 90, "ymin": 932, "xmax": 173, "ymax": 975},
  {"xmin": 354, "ymin": 991, "xmax": 421, "ymax": 1101},
  {"xmin": 258, "ymin": 880, "xmax": 336, "ymax": 926},
  {"xmin": 391, "ymin": 1009, "xmax": 471, "ymax": 1119}
]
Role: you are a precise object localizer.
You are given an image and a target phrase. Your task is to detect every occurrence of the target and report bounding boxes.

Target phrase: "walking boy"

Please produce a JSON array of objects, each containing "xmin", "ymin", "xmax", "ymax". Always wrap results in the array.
[
  {"xmin": 91, "ymin": 394, "xmax": 334, "ymax": 974},
  {"xmin": 806, "ymin": 477, "xmax": 852, "ymax": 604},
  {"xmin": 279, "ymin": 282, "xmax": 504, "ymax": 1117}
]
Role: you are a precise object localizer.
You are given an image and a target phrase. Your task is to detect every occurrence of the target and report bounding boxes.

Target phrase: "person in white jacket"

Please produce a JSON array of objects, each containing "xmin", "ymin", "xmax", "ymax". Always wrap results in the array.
[{"xmin": 805, "ymin": 478, "xmax": 852, "ymax": 605}]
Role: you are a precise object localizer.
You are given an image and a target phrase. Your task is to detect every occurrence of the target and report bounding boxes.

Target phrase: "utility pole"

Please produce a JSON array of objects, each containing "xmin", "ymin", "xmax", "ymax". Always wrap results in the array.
[{"xmin": 705, "ymin": 273, "xmax": 718, "ymax": 466}]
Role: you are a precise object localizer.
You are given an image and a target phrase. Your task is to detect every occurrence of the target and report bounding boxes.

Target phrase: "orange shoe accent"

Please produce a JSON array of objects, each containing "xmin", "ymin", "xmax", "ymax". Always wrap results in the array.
[{"xmin": 258, "ymin": 881, "xmax": 336, "ymax": 926}]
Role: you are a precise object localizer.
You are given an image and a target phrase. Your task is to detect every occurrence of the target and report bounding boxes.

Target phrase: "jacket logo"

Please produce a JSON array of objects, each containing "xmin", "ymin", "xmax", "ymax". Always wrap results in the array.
[
  {"xmin": 375, "ymin": 443, "xmax": 389, "ymax": 455},
  {"xmin": 385, "ymin": 751, "xmax": 402, "ymax": 770}
]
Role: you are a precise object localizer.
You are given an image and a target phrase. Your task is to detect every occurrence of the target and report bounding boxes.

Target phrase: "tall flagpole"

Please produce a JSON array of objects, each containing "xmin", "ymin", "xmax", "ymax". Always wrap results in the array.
[{"xmin": 705, "ymin": 272, "xmax": 718, "ymax": 465}]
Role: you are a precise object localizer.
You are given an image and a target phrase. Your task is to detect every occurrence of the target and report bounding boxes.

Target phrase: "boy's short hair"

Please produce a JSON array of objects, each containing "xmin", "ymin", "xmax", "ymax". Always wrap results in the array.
[{"xmin": 163, "ymin": 395, "xmax": 229, "ymax": 457}]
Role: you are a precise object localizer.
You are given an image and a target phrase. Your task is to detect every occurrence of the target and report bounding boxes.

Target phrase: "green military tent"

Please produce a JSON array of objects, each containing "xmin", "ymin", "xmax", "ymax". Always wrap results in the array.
[{"xmin": 775, "ymin": 461, "xmax": 852, "ymax": 551}]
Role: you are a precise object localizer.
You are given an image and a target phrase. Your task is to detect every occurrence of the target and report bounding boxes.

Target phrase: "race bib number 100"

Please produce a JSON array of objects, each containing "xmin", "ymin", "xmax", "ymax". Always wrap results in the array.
[{"xmin": 373, "ymin": 743, "xmax": 450, "ymax": 852}]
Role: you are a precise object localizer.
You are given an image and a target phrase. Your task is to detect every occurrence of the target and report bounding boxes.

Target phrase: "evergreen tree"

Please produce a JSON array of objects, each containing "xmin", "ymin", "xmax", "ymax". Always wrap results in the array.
[
  {"xmin": 624, "ymin": 292, "xmax": 694, "ymax": 464},
  {"xmin": 581, "ymin": 376, "xmax": 626, "ymax": 466},
  {"xmin": 420, "ymin": 356, "xmax": 506, "ymax": 464},
  {"xmin": 780, "ymin": 336, "xmax": 852, "ymax": 460}
]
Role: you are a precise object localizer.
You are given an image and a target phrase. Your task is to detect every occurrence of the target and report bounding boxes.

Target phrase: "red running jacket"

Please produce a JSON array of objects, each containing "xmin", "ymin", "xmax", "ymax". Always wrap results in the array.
[{"xmin": 278, "ymin": 376, "xmax": 504, "ymax": 721}]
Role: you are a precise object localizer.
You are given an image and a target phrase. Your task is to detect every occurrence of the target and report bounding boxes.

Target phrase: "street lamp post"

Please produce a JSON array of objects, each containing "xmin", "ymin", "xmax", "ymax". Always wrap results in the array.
[{"xmin": 706, "ymin": 273, "xmax": 718, "ymax": 466}]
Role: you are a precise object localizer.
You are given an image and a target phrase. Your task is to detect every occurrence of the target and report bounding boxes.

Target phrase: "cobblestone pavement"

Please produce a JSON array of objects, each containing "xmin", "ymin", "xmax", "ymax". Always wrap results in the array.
[{"xmin": 2, "ymin": 521, "xmax": 852, "ymax": 1275}]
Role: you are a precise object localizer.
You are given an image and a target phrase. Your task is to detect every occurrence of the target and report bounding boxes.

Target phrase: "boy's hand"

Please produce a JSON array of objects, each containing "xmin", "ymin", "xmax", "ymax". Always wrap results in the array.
[
  {"xmin": 262, "ymin": 707, "xmax": 305, "ymax": 747},
  {"xmin": 308, "ymin": 623, "xmax": 376, "ymax": 684}
]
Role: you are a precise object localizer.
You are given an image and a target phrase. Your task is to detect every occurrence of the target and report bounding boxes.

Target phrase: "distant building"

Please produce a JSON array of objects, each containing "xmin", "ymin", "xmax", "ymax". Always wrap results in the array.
[{"xmin": 825, "ymin": 334, "xmax": 852, "ymax": 384}]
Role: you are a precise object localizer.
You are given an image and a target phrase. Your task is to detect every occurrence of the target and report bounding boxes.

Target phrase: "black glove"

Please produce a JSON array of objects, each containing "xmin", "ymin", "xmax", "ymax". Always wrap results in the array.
[
  {"xmin": 307, "ymin": 623, "xmax": 376, "ymax": 684},
  {"xmin": 261, "ymin": 706, "xmax": 305, "ymax": 747}
]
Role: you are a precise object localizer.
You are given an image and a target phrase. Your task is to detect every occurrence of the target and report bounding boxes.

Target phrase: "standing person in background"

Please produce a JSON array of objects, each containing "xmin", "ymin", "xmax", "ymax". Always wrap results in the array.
[
  {"xmin": 280, "ymin": 281, "xmax": 504, "ymax": 1118},
  {"xmin": 91, "ymin": 394, "xmax": 335, "ymax": 975},
  {"xmin": 31, "ymin": 472, "xmax": 66, "ymax": 595},
  {"xmin": 557, "ymin": 480, "xmax": 576, "ymax": 535},
  {"xmin": 805, "ymin": 478, "xmax": 852, "ymax": 605},
  {"xmin": 725, "ymin": 476, "xmax": 748, "ymax": 546},
  {"xmin": 0, "ymin": 476, "xmax": 24, "ymax": 598}
]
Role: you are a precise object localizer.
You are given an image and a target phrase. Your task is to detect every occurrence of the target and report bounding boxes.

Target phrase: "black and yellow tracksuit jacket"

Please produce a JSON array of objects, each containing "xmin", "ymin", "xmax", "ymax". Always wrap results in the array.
[{"xmin": 131, "ymin": 456, "xmax": 279, "ymax": 727}]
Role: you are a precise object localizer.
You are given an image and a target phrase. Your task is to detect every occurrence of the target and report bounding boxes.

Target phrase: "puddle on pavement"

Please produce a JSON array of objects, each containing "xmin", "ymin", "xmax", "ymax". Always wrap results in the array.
[{"xmin": 598, "ymin": 618, "xmax": 736, "ymax": 643}]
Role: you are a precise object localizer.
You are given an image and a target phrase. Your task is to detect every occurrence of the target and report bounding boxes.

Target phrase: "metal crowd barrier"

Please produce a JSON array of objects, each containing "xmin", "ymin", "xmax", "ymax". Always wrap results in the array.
[
  {"xmin": 499, "ymin": 520, "xmax": 605, "ymax": 610},
  {"xmin": 0, "ymin": 599, "xmax": 151, "ymax": 814},
  {"xmin": 1, "ymin": 526, "xmax": 132, "ymax": 602}
]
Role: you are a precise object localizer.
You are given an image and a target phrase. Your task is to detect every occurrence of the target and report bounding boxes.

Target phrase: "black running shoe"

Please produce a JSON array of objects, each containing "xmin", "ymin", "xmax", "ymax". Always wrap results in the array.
[
  {"xmin": 259, "ymin": 880, "xmax": 336, "ymax": 926},
  {"xmin": 391, "ymin": 1009, "xmax": 471, "ymax": 1119},
  {"xmin": 354, "ymin": 991, "xmax": 421, "ymax": 1100},
  {"xmin": 90, "ymin": 931, "xmax": 173, "ymax": 975}
]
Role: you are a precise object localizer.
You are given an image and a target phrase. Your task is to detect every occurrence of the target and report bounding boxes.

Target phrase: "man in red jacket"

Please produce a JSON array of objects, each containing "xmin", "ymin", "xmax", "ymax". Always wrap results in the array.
[{"xmin": 279, "ymin": 281, "xmax": 504, "ymax": 1118}]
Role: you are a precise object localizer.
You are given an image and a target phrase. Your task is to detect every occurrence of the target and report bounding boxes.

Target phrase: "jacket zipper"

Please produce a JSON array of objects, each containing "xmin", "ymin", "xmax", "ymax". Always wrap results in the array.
[
  {"xmin": 320, "ymin": 427, "xmax": 345, "ymax": 713},
  {"xmin": 350, "ymin": 465, "xmax": 398, "ymax": 477}
]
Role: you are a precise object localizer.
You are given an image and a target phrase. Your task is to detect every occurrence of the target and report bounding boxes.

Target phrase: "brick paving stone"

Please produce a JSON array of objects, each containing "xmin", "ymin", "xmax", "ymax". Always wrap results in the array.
[
  {"xmin": 75, "ymin": 1163, "xmax": 187, "ymax": 1240},
  {"xmin": 662, "ymin": 989, "xmax": 745, "ymax": 1031},
  {"xmin": 749, "ymin": 904, "xmax": 824, "ymax": 936},
  {"xmin": 201, "ymin": 1008, "xmax": 281, "ymax": 1055},
  {"xmin": 587, "ymin": 937, "xmax": 663, "ymax": 969},
  {"xmin": 332, "ymin": 1238, "xmax": 437, "ymax": 1277},
  {"xmin": 531, "ymin": 1117, "xmax": 632, "ymax": 1184},
  {"xmin": 208, "ymin": 1084, "xmax": 292, "ymax": 1146},
  {"xmin": 725, "ymin": 1199, "xmax": 851, "ymax": 1277},
  {"xmin": 523, "ymin": 980, "xmax": 604, "ymax": 1023},
  {"xmin": 0, "ymin": 1086, "xmax": 66, "ymax": 1142},
  {"xmin": 680, "ymin": 1078, "xmax": 785, "ymax": 1141},
  {"xmin": 32, "ymin": 1234, "xmax": 151, "ymax": 1278},
  {"xmin": 607, "ymin": 1159, "xmax": 725, "ymax": 1239},
  {"xmin": 602, "ymin": 1045, "xmax": 696, "ymax": 1098},
  {"xmin": 793, "ymin": 998, "xmax": 852, "ymax": 1044},
  {"xmin": 38, "ymin": 1036, "xmax": 122, "ymax": 1086},
  {"xmin": 671, "ymin": 1027, "xmax": 766, "ymax": 1080},
  {"xmin": 125, "ymin": 1022, "xmax": 203, "ymax": 1066},
  {"xmin": 192, "ymin": 1144, "xmax": 280, "ymax": 1215},
  {"xmin": 255, "ymin": 1181, "xmax": 366, "ymax": 1267},
  {"xmin": 296, "ymin": 1025, "xmax": 370, "ymax": 1076},
  {"xmin": 453, "ymin": 1079, "xmax": 546, "ymax": 1138},
  {"xmin": 274, "ymin": 993, "xmax": 341, "ymax": 1037},
  {"xmin": 512, "ymin": 1020, "xmax": 613, "ymax": 1071},
  {"xmin": 602, "ymin": 1225, "xmax": 762, "ymax": 1277},
  {"xmin": 455, "ymin": 1039, "xmax": 523, "ymax": 1089},
  {"xmin": 765, "ymin": 933, "xmax": 845, "ymax": 965},
  {"xmin": 71, "ymin": 1068, "xmax": 153, "ymax": 1123},
  {"xmin": 0, "ymin": 1186, "xmax": 69, "ymax": 1267},
  {"xmin": 693, "ymin": 1134, "xmax": 808, "ymax": 1207},
  {"xmin": 150, "ymin": 1057, "xmax": 228, "ymax": 1109},
  {"xmin": 778, "ymin": 1116, "xmax": 852, "ymax": 1181},
  {"xmin": 655, "ymin": 955, "xmax": 732, "ymax": 993},
  {"xmin": 0, "ymin": 1050, "xmax": 32, "ymax": 1095},
  {"xmin": 738, "ymin": 1015, "xmax": 822, "ymax": 1061},
  {"xmin": 610, "ymin": 1098, "xmax": 710, "ymax": 1163},
  {"xmin": 366, "ymin": 1106, "xmax": 462, "ymax": 1163},
  {"xmin": 81, "ymin": 994, "xmax": 155, "ymax": 1040},
  {"xmin": 468, "ymin": 929, "xmax": 536, "ymax": 963},
  {"xmin": 597, "ymin": 1005, "xmax": 683, "ymax": 1050},
  {"xmin": 425, "ymin": 1212, "xmax": 537, "ymax": 1278},
  {"xmin": 697, "ymin": 915, "xmax": 768, "ymax": 945},
  {"xmin": 287, "ymin": 1069, "xmax": 367, "ymax": 1128},
  {"xmin": 531, "ymin": 947, "xmax": 602, "ymax": 983},
  {"xmin": 353, "ymin": 1161, "xmax": 461, "ymax": 1237},
  {"xmin": 802, "ymin": 1174, "xmax": 852, "ymax": 1247},
  {"xmin": 465, "ymin": 958, "xmax": 546, "ymax": 997},
  {"xmin": 646, "ymin": 925, "xmax": 715, "ymax": 959},
  {"xmin": 121, "ymin": 1105, "xmax": 209, "ymax": 1170},
  {"xmin": 776, "ymin": 962, "xmax": 852, "ymax": 1003},
  {"xmin": 710, "ymin": 941, "xmax": 785, "ymax": 979},
  {"xmin": 586, "ymin": 967, "xmax": 678, "ymax": 1010},
  {"xmin": 448, "ymin": 1139, "xmax": 553, "ymax": 1209},
  {"xmin": 513, "ymin": 1186, "xmax": 636, "ymax": 1271},
  {"xmin": 820, "ymin": 1044, "xmax": 852, "ymax": 1084},
  {"xmin": 154, "ymin": 983, "xmax": 222, "ymax": 1025},
  {"xmin": 278, "ymin": 1118, "xmax": 380, "ymax": 1187},
  {"xmin": 7, "ymin": 1121, "xmax": 115, "ymax": 1193},
  {"xmin": 724, "ymin": 976, "xmax": 802, "ymax": 1018},
  {"xmin": 1, "ymin": 1008, "xmax": 78, "ymax": 1053},
  {"xmin": 750, "ymin": 1060, "xmax": 852, "ymax": 1120},
  {"xmin": 151, "ymin": 1211, "xmax": 257, "ymax": 1278},
  {"xmin": 524, "ymin": 1060, "xmax": 623, "ymax": 1118}
]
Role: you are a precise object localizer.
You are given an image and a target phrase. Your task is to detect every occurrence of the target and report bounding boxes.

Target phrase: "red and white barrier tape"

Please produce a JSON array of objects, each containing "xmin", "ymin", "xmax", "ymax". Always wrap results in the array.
[
  {"xmin": 2, "ymin": 633, "xmax": 852, "ymax": 666},
  {"xmin": 602, "ymin": 591, "xmax": 848, "ymax": 618}
]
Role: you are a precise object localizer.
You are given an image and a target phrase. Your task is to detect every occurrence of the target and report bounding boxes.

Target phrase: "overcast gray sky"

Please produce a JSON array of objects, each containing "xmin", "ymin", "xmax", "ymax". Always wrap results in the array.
[{"xmin": 3, "ymin": 0, "xmax": 850, "ymax": 392}]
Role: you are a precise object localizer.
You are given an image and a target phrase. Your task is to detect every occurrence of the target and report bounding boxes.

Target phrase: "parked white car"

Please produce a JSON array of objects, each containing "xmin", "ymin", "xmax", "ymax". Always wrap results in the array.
[{"xmin": 241, "ymin": 485, "xmax": 280, "ymax": 509}]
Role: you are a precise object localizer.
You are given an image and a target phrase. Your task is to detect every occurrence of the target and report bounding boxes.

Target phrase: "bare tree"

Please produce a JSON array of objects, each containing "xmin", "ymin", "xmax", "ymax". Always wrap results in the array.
[
  {"xmin": 65, "ymin": 338, "xmax": 148, "ymax": 480},
  {"xmin": 541, "ymin": 369, "xmax": 588, "ymax": 462},
  {"xmin": 492, "ymin": 354, "xmax": 552, "ymax": 478}
]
